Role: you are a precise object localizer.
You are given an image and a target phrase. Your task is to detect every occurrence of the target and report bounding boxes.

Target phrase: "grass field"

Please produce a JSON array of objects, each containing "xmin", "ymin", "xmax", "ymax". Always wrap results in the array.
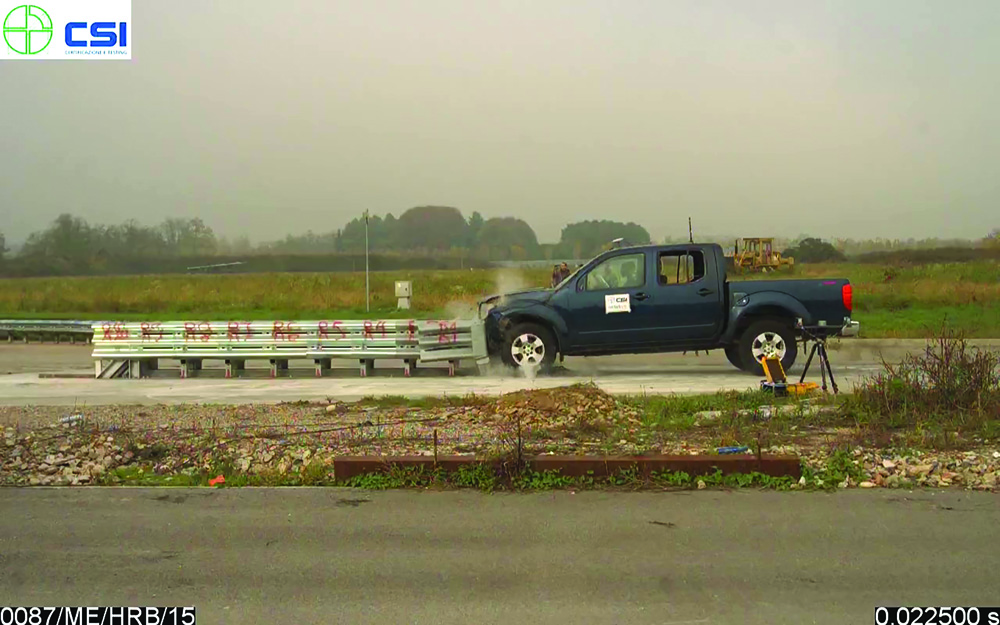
[{"xmin": 1, "ymin": 261, "xmax": 998, "ymax": 338}]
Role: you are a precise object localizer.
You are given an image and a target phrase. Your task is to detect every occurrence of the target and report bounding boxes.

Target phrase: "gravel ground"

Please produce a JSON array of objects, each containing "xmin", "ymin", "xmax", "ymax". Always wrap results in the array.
[{"xmin": 2, "ymin": 384, "xmax": 998, "ymax": 490}]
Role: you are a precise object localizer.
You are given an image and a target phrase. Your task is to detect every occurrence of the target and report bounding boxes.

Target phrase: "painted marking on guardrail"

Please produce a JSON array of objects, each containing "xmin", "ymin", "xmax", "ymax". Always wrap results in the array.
[
  {"xmin": 429, "ymin": 320, "xmax": 459, "ymax": 344},
  {"xmin": 184, "ymin": 322, "xmax": 213, "ymax": 342},
  {"xmin": 101, "ymin": 322, "xmax": 129, "ymax": 341},
  {"xmin": 318, "ymin": 320, "xmax": 347, "ymax": 340},
  {"xmin": 140, "ymin": 322, "xmax": 163, "ymax": 342},
  {"xmin": 227, "ymin": 321, "xmax": 251, "ymax": 342},
  {"xmin": 363, "ymin": 321, "xmax": 388, "ymax": 339},
  {"xmin": 272, "ymin": 321, "xmax": 302, "ymax": 342}
]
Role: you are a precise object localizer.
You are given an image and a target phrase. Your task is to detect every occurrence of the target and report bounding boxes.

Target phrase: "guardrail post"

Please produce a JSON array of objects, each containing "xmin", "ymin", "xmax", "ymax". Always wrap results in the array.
[
  {"xmin": 180, "ymin": 359, "xmax": 202, "ymax": 379},
  {"xmin": 128, "ymin": 360, "xmax": 153, "ymax": 379},
  {"xmin": 314, "ymin": 358, "xmax": 332, "ymax": 378},
  {"xmin": 270, "ymin": 359, "xmax": 289, "ymax": 378},
  {"xmin": 403, "ymin": 358, "xmax": 417, "ymax": 377},
  {"xmin": 225, "ymin": 359, "xmax": 245, "ymax": 379},
  {"xmin": 360, "ymin": 359, "xmax": 374, "ymax": 377}
]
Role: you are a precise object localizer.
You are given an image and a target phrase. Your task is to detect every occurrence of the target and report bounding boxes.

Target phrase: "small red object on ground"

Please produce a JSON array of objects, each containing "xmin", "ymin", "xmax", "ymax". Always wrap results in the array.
[{"xmin": 209, "ymin": 475, "xmax": 225, "ymax": 487}]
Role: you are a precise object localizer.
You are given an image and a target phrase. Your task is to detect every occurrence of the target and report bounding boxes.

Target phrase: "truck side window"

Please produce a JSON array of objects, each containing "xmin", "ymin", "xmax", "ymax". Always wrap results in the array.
[
  {"xmin": 585, "ymin": 252, "xmax": 645, "ymax": 291},
  {"xmin": 658, "ymin": 251, "xmax": 705, "ymax": 285}
]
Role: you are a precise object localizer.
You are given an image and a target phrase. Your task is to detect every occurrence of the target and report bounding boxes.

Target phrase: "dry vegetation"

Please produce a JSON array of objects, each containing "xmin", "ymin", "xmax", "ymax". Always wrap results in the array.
[{"xmin": 1, "ymin": 260, "xmax": 998, "ymax": 337}]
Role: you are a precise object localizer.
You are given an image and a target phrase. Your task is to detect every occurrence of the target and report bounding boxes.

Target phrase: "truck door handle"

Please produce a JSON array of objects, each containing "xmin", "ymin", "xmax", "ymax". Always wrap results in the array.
[
  {"xmin": 697, "ymin": 288, "xmax": 714, "ymax": 296},
  {"xmin": 634, "ymin": 292, "xmax": 650, "ymax": 301}
]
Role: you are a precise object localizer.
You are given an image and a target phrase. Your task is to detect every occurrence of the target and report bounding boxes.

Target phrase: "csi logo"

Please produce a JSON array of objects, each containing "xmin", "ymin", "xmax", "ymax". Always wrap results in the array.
[
  {"xmin": 609, "ymin": 296, "xmax": 628, "ymax": 303},
  {"xmin": 65, "ymin": 20, "xmax": 127, "ymax": 47}
]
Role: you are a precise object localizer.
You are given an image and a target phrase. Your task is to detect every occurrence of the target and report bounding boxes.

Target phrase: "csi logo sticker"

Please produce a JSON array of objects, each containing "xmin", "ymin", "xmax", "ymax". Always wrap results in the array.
[
  {"xmin": 605, "ymin": 294, "xmax": 631, "ymax": 314},
  {"xmin": 1, "ymin": 0, "xmax": 131, "ymax": 60}
]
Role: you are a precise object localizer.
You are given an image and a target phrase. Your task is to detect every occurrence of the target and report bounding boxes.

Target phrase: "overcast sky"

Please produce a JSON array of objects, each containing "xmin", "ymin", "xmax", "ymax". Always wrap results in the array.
[{"xmin": 2, "ymin": 0, "xmax": 998, "ymax": 245}]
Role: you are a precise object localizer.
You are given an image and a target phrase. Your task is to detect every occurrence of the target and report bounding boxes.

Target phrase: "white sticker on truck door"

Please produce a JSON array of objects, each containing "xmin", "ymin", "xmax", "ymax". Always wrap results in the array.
[{"xmin": 605, "ymin": 293, "xmax": 631, "ymax": 314}]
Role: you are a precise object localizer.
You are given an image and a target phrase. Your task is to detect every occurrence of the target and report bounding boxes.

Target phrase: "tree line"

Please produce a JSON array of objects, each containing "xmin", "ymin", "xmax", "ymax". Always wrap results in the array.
[
  {"xmin": 1, "ymin": 210, "xmax": 997, "ymax": 277},
  {"xmin": 0, "ymin": 208, "xmax": 652, "ymax": 276},
  {"xmin": 263, "ymin": 206, "xmax": 652, "ymax": 260}
]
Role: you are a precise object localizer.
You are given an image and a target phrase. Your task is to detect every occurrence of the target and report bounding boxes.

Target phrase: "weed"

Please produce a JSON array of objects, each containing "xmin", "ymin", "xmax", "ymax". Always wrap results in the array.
[
  {"xmin": 515, "ymin": 470, "xmax": 576, "ymax": 490},
  {"xmin": 843, "ymin": 326, "xmax": 1000, "ymax": 448},
  {"xmin": 101, "ymin": 460, "xmax": 800, "ymax": 491},
  {"xmin": 341, "ymin": 465, "xmax": 442, "ymax": 489},
  {"xmin": 451, "ymin": 464, "xmax": 499, "ymax": 492},
  {"xmin": 651, "ymin": 470, "xmax": 692, "ymax": 488},
  {"xmin": 605, "ymin": 466, "xmax": 642, "ymax": 487},
  {"xmin": 342, "ymin": 472, "xmax": 408, "ymax": 490},
  {"xmin": 800, "ymin": 450, "xmax": 865, "ymax": 489}
]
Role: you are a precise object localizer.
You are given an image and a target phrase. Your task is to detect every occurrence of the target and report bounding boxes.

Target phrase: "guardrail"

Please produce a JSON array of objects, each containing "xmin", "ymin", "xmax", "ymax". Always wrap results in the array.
[
  {"xmin": 0, "ymin": 320, "xmax": 95, "ymax": 343},
  {"xmin": 91, "ymin": 319, "xmax": 487, "ymax": 379}
]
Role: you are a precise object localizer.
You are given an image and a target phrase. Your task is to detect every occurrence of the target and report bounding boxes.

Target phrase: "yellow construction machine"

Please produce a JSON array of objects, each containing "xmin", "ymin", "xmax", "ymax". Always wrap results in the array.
[{"xmin": 726, "ymin": 237, "xmax": 794, "ymax": 273}]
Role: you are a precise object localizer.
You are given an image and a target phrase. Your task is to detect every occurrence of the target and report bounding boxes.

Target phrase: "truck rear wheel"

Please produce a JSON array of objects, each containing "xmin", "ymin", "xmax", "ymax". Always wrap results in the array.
[
  {"xmin": 737, "ymin": 320, "xmax": 797, "ymax": 377},
  {"xmin": 501, "ymin": 322, "xmax": 557, "ymax": 373}
]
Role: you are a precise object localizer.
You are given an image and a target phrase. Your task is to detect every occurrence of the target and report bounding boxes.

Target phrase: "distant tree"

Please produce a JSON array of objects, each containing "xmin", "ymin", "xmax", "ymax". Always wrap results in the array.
[
  {"xmin": 0, "ymin": 231, "xmax": 6, "ymax": 260},
  {"xmin": 382, "ymin": 213, "xmax": 398, "ymax": 248},
  {"xmin": 557, "ymin": 220, "xmax": 651, "ymax": 258},
  {"xmin": 230, "ymin": 235, "xmax": 254, "ymax": 255},
  {"xmin": 338, "ymin": 214, "xmax": 398, "ymax": 252},
  {"xmin": 782, "ymin": 237, "xmax": 846, "ymax": 263},
  {"xmin": 467, "ymin": 211, "xmax": 485, "ymax": 247},
  {"xmin": 19, "ymin": 213, "xmax": 95, "ymax": 261},
  {"xmin": 265, "ymin": 229, "xmax": 343, "ymax": 254},
  {"xmin": 983, "ymin": 228, "xmax": 1000, "ymax": 249},
  {"xmin": 97, "ymin": 218, "xmax": 170, "ymax": 257},
  {"xmin": 158, "ymin": 218, "xmax": 218, "ymax": 256},
  {"xmin": 475, "ymin": 217, "xmax": 540, "ymax": 260},
  {"xmin": 338, "ymin": 217, "xmax": 367, "ymax": 252},
  {"xmin": 395, "ymin": 206, "xmax": 469, "ymax": 252}
]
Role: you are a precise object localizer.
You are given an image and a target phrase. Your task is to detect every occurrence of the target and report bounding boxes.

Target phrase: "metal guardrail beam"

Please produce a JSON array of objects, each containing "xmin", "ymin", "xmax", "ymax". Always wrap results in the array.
[
  {"xmin": 0, "ymin": 320, "xmax": 95, "ymax": 343},
  {"xmin": 90, "ymin": 318, "xmax": 488, "ymax": 379}
]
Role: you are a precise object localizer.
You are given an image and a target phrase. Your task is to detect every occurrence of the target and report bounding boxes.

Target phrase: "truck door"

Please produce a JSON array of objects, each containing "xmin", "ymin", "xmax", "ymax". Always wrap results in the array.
[
  {"xmin": 645, "ymin": 248, "xmax": 723, "ymax": 343},
  {"xmin": 551, "ymin": 250, "xmax": 661, "ymax": 350}
]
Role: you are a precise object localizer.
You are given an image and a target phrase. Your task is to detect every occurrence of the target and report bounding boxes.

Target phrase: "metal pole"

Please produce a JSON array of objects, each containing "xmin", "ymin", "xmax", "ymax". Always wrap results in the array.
[{"xmin": 364, "ymin": 210, "xmax": 370, "ymax": 313}]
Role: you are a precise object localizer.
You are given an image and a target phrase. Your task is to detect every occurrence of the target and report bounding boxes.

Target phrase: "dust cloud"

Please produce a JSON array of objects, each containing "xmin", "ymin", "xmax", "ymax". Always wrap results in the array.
[
  {"xmin": 492, "ymin": 269, "xmax": 532, "ymax": 296},
  {"xmin": 444, "ymin": 300, "xmax": 476, "ymax": 320}
]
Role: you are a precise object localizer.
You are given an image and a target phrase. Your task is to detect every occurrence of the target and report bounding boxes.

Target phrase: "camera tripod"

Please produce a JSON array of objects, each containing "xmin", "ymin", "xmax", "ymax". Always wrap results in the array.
[{"xmin": 796, "ymin": 325, "xmax": 839, "ymax": 394}]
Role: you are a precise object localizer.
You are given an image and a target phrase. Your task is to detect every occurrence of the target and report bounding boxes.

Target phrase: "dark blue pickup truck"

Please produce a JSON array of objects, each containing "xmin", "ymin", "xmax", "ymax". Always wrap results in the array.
[{"xmin": 478, "ymin": 242, "xmax": 858, "ymax": 375}]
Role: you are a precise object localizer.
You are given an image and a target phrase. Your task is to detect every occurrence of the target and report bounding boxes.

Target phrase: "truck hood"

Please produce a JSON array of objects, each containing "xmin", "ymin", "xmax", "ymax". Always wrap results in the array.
[{"xmin": 478, "ymin": 289, "xmax": 552, "ymax": 310}]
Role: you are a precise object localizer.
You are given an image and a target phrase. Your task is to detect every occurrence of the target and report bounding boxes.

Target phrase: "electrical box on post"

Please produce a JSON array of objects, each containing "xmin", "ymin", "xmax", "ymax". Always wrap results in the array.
[{"xmin": 395, "ymin": 281, "xmax": 412, "ymax": 309}]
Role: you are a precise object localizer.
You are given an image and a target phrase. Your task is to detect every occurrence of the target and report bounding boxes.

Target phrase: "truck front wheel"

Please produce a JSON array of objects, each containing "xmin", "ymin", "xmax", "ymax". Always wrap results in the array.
[
  {"xmin": 501, "ymin": 322, "xmax": 557, "ymax": 373},
  {"xmin": 737, "ymin": 320, "xmax": 797, "ymax": 376},
  {"xmin": 724, "ymin": 346, "xmax": 745, "ymax": 371}
]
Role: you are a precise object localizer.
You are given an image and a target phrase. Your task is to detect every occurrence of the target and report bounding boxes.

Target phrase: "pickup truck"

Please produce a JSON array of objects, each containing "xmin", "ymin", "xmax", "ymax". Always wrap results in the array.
[{"xmin": 478, "ymin": 242, "xmax": 858, "ymax": 376}]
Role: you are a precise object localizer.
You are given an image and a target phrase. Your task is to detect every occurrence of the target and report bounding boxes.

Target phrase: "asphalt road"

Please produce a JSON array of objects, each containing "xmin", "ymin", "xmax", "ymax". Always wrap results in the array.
[
  {"xmin": 2, "ymin": 340, "xmax": 998, "ymax": 406},
  {"xmin": 1, "ymin": 488, "xmax": 997, "ymax": 625}
]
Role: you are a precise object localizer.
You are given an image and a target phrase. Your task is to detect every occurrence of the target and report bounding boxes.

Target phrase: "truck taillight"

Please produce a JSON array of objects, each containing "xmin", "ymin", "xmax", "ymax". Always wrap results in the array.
[{"xmin": 842, "ymin": 284, "xmax": 853, "ymax": 312}]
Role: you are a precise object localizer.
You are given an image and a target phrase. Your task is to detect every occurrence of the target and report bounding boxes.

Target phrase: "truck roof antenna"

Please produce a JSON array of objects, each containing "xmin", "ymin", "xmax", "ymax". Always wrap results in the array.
[{"xmin": 688, "ymin": 217, "xmax": 693, "ymax": 244}]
